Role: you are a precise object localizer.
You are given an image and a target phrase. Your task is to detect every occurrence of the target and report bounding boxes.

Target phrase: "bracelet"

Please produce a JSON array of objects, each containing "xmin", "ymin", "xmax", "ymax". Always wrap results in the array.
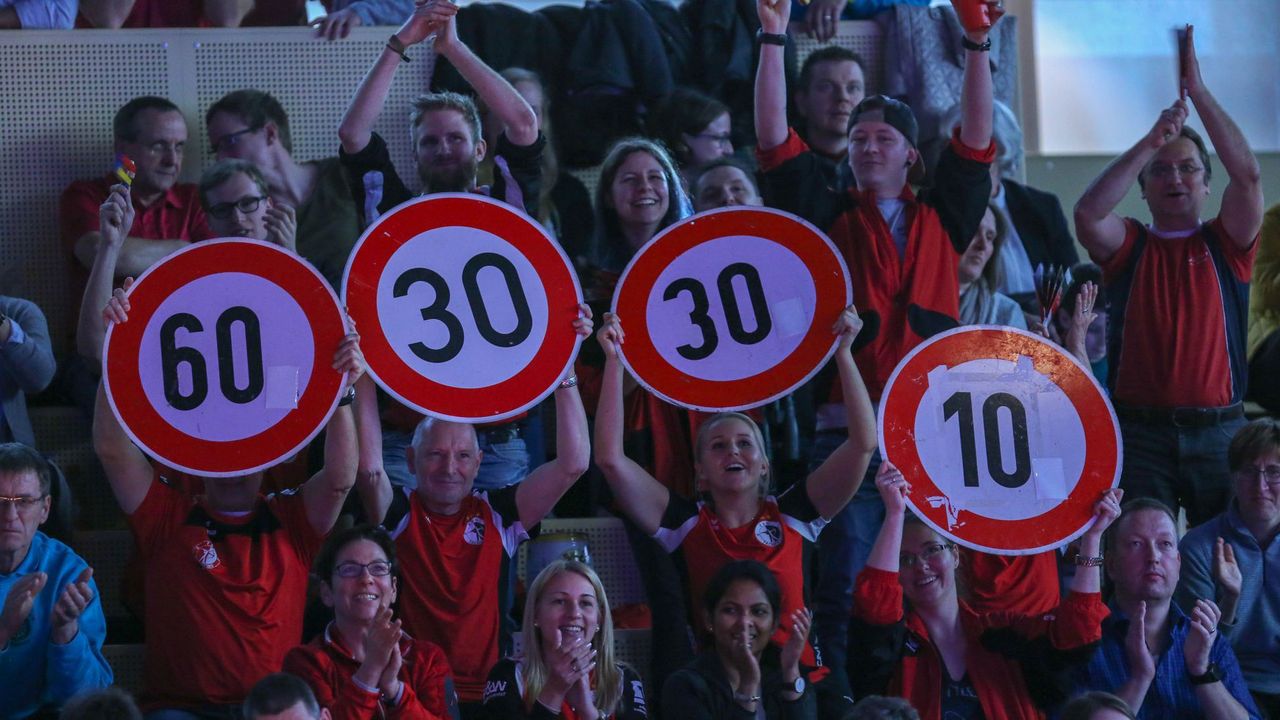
[
  {"xmin": 961, "ymin": 36, "xmax": 991, "ymax": 52},
  {"xmin": 1072, "ymin": 553, "xmax": 1104, "ymax": 567},
  {"xmin": 386, "ymin": 34, "xmax": 412, "ymax": 63},
  {"xmin": 756, "ymin": 29, "xmax": 787, "ymax": 46},
  {"xmin": 338, "ymin": 386, "xmax": 356, "ymax": 407},
  {"xmin": 559, "ymin": 375, "xmax": 578, "ymax": 389}
]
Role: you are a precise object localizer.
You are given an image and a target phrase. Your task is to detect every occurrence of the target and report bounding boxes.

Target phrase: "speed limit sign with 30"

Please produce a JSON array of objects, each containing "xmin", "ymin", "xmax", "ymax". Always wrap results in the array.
[
  {"xmin": 343, "ymin": 194, "xmax": 583, "ymax": 422},
  {"xmin": 612, "ymin": 207, "xmax": 850, "ymax": 412},
  {"xmin": 879, "ymin": 326, "xmax": 1121, "ymax": 554},
  {"xmin": 104, "ymin": 239, "xmax": 349, "ymax": 477}
]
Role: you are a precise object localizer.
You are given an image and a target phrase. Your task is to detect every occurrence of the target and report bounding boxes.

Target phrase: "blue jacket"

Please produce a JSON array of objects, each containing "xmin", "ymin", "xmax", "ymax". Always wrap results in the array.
[{"xmin": 0, "ymin": 532, "xmax": 112, "ymax": 718}]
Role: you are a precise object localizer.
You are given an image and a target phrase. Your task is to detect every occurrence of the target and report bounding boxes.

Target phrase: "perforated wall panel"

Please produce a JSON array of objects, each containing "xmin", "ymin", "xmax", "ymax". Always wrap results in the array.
[
  {"xmin": 519, "ymin": 517, "xmax": 646, "ymax": 605},
  {"xmin": 0, "ymin": 28, "xmax": 433, "ymax": 356},
  {"xmin": 791, "ymin": 21, "xmax": 885, "ymax": 95}
]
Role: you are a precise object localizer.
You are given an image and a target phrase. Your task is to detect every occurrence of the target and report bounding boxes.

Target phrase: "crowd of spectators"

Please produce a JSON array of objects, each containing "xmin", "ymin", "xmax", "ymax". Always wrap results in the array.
[{"xmin": 2, "ymin": 0, "xmax": 1278, "ymax": 719}]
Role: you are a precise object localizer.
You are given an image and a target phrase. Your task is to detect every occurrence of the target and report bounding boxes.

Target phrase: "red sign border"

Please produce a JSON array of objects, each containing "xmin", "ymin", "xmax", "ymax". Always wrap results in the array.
[
  {"xmin": 104, "ymin": 238, "xmax": 348, "ymax": 477},
  {"xmin": 612, "ymin": 206, "xmax": 851, "ymax": 412},
  {"xmin": 878, "ymin": 325, "xmax": 1122, "ymax": 555},
  {"xmin": 342, "ymin": 194, "xmax": 583, "ymax": 423}
]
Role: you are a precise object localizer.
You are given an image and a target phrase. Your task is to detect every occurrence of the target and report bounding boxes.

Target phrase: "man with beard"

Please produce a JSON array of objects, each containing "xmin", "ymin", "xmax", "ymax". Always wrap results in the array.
[{"xmin": 337, "ymin": 0, "xmax": 541, "ymax": 220}]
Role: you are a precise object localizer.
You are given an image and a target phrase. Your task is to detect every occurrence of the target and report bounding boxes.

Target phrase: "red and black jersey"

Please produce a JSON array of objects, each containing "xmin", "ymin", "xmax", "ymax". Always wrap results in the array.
[
  {"xmin": 385, "ymin": 486, "xmax": 536, "ymax": 704},
  {"xmin": 128, "ymin": 480, "xmax": 320, "ymax": 709},
  {"xmin": 1100, "ymin": 217, "xmax": 1256, "ymax": 408},
  {"xmin": 654, "ymin": 479, "xmax": 826, "ymax": 669}
]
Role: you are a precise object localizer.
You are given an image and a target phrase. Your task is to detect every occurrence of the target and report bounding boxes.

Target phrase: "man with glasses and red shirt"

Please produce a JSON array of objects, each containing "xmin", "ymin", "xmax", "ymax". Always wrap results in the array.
[
  {"xmin": 1178, "ymin": 419, "xmax": 1280, "ymax": 717},
  {"xmin": 1074, "ymin": 26, "xmax": 1263, "ymax": 527}
]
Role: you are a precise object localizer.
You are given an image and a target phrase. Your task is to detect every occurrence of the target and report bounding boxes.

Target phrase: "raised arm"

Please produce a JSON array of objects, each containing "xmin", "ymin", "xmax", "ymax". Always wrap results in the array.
[
  {"xmin": 76, "ymin": 185, "xmax": 134, "ymax": 370},
  {"xmin": 955, "ymin": 0, "xmax": 1002, "ymax": 151},
  {"xmin": 1182, "ymin": 25, "xmax": 1262, "ymax": 248},
  {"xmin": 805, "ymin": 306, "xmax": 876, "ymax": 518},
  {"xmin": 1069, "ymin": 488, "xmax": 1122, "ymax": 596},
  {"xmin": 753, "ymin": 0, "xmax": 792, "ymax": 151},
  {"xmin": 302, "ymin": 333, "xmax": 365, "ymax": 535},
  {"xmin": 514, "ymin": 306, "xmax": 594, "ymax": 529},
  {"xmin": 1074, "ymin": 100, "xmax": 1188, "ymax": 262},
  {"xmin": 338, "ymin": 3, "xmax": 453, "ymax": 154},
  {"xmin": 865, "ymin": 462, "xmax": 908, "ymax": 573},
  {"xmin": 92, "ymin": 333, "xmax": 153, "ymax": 517},
  {"xmin": 352, "ymin": 373, "xmax": 393, "ymax": 524},
  {"xmin": 590, "ymin": 313, "xmax": 669, "ymax": 535},
  {"xmin": 430, "ymin": 5, "xmax": 538, "ymax": 147}
]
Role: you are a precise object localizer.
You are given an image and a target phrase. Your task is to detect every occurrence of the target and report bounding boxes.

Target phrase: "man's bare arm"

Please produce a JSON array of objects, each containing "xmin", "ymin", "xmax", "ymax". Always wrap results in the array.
[
  {"xmin": 752, "ymin": 0, "xmax": 791, "ymax": 152},
  {"xmin": 431, "ymin": 8, "xmax": 537, "ymax": 146},
  {"xmin": 73, "ymin": 232, "xmax": 188, "ymax": 278}
]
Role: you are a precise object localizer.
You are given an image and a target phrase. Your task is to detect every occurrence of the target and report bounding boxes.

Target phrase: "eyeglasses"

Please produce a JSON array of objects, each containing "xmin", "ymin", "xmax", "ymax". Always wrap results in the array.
[
  {"xmin": 1147, "ymin": 162, "xmax": 1204, "ymax": 179},
  {"xmin": 899, "ymin": 542, "xmax": 954, "ymax": 568},
  {"xmin": 1236, "ymin": 465, "xmax": 1280, "ymax": 487},
  {"xmin": 207, "ymin": 196, "xmax": 266, "ymax": 219},
  {"xmin": 0, "ymin": 494, "xmax": 47, "ymax": 514},
  {"xmin": 211, "ymin": 125, "xmax": 262, "ymax": 155},
  {"xmin": 690, "ymin": 133, "xmax": 733, "ymax": 147},
  {"xmin": 334, "ymin": 560, "xmax": 393, "ymax": 578}
]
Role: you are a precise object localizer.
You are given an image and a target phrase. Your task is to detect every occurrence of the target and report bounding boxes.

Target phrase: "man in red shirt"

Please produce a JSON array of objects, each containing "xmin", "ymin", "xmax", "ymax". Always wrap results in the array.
[
  {"xmin": 359, "ymin": 350, "xmax": 591, "ymax": 718},
  {"xmin": 1073, "ymin": 25, "xmax": 1263, "ymax": 526},
  {"xmin": 61, "ymin": 96, "xmax": 212, "ymax": 413},
  {"xmin": 753, "ymin": 0, "xmax": 1000, "ymax": 699}
]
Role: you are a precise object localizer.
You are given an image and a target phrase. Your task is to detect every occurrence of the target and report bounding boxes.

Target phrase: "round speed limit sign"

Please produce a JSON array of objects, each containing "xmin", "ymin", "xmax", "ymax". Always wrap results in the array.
[
  {"xmin": 104, "ymin": 239, "xmax": 349, "ymax": 477},
  {"xmin": 613, "ymin": 207, "xmax": 850, "ymax": 412},
  {"xmin": 343, "ymin": 194, "xmax": 583, "ymax": 422},
  {"xmin": 879, "ymin": 326, "xmax": 1121, "ymax": 555}
]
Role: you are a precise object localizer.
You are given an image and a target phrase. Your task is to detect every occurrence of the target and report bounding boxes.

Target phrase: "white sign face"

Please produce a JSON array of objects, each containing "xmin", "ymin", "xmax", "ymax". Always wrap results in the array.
[
  {"xmin": 376, "ymin": 226, "xmax": 550, "ymax": 389},
  {"xmin": 879, "ymin": 326, "xmax": 1121, "ymax": 555},
  {"xmin": 613, "ymin": 207, "xmax": 851, "ymax": 412},
  {"xmin": 104, "ymin": 239, "xmax": 347, "ymax": 477},
  {"xmin": 344, "ymin": 194, "xmax": 583, "ymax": 422}
]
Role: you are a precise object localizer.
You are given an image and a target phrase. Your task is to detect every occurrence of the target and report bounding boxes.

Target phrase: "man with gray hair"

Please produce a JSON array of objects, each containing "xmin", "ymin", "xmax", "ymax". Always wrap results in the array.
[{"xmin": 0, "ymin": 442, "xmax": 111, "ymax": 717}]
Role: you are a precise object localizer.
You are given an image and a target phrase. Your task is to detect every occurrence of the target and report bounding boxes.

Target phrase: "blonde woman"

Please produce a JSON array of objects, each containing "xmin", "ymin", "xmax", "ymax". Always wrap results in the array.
[{"xmin": 482, "ymin": 560, "xmax": 646, "ymax": 719}]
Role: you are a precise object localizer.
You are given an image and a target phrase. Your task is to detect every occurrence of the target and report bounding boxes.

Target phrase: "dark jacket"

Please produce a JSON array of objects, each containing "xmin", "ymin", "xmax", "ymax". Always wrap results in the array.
[
  {"xmin": 1002, "ymin": 179, "xmax": 1078, "ymax": 270},
  {"xmin": 661, "ymin": 649, "xmax": 816, "ymax": 720}
]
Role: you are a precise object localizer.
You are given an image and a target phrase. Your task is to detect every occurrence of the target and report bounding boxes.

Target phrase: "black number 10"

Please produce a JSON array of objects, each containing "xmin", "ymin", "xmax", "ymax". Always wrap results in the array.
[{"xmin": 941, "ymin": 391, "xmax": 1031, "ymax": 488}]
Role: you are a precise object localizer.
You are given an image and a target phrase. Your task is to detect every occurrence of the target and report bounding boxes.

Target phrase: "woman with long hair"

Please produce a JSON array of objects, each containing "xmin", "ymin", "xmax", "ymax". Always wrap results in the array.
[
  {"xmin": 849, "ymin": 463, "xmax": 1123, "ymax": 719},
  {"xmin": 482, "ymin": 560, "xmax": 645, "ymax": 719},
  {"xmin": 662, "ymin": 560, "xmax": 815, "ymax": 719},
  {"xmin": 593, "ymin": 306, "xmax": 876, "ymax": 712},
  {"xmin": 284, "ymin": 524, "xmax": 457, "ymax": 719}
]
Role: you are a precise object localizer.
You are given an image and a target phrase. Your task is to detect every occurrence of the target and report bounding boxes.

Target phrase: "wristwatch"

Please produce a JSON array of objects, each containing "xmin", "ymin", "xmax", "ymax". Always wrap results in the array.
[
  {"xmin": 1189, "ymin": 663, "xmax": 1222, "ymax": 685},
  {"xmin": 787, "ymin": 675, "xmax": 806, "ymax": 695}
]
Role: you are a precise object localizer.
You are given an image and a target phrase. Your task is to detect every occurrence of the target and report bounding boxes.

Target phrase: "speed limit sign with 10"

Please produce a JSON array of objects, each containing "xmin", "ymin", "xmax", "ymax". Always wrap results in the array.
[
  {"xmin": 878, "ymin": 326, "xmax": 1122, "ymax": 555},
  {"xmin": 104, "ymin": 239, "xmax": 349, "ymax": 477},
  {"xmin": 612, "ymin": 207, "xmax": 851, "ymax": 412},
  {"xmin": 343, "ymin": 194, "xmax": 584, "ymax": 423}
]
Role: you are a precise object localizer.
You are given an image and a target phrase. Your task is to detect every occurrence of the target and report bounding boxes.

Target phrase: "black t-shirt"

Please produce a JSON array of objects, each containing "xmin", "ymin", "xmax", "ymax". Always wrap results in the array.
[{"xmin": 940, "ymin": 669, "xmax": 984, "ymax": 720}]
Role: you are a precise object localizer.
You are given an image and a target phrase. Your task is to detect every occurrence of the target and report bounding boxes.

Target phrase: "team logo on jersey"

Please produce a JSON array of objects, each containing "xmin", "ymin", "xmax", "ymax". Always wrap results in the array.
[
  {"xmin": 753, "ymin": 520, "xmax": 783, "ymax": 547},
  {"xmin": 464, "ymin": 515, "xmax": 486, "ymax": 545},
  {"xmin": 483, "ymin": 679, "xmax": 507, "ymax": 701},
  {"xmin": 192, "ymin": 540, "xmax": 221, "ymax": 570}
]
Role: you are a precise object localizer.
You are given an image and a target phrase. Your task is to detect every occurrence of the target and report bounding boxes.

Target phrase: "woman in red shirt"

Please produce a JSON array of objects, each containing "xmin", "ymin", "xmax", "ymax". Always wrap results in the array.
[
  {"xmin": 850, "ymin": 463, "xmax": 1122, "ymax": 720},
  {"xmin": 284, "ymin": 525, "xmax": 457, "ymax": 719}
]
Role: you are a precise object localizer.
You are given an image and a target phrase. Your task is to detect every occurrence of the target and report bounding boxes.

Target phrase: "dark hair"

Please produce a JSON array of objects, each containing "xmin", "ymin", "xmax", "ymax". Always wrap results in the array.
[
  {"xmin": 243, "ymin": 673, "xmax": 322, "ymax": 719},
  {"xmin": 701, "ymin": 560, "xmax": 783, "ymax": 622},
  {"xmin": 649, "ymin": 87, "xmax": 731, "ymax": 167},
  {"xmin": 1061, "ymin": 262, "xmax": 1106, "ymax": 316},
  {"xmin": 1059, "ymin": 691, "xmax": 1137, "ymax": 720},
  {"xmin": 0, "ymin": 442, "xmax": 51, "ymax": 495},
  {"xmin": 113, "ymin": 96, "xmax": 181, "ymax": 143},
  {"xmin": 979, "ymin": 203, "xmax": 1005, "ymax": 290},
  {"xmin": 206, "ymin": 89, "xmax": 293, "ymax": 153},
  {"xmin": 313, "ymin": 524, "xmax": 399, "ymax": 584},
  {"xmin": 198, "ymin": 159, "xmax": 270, "ymax": 210},
  {"xmin": 59, "ymin": 687, "xmax": 143, "ymax": 720},
  {"xmin": 797, "ymin": 46, "xmax": 866, "ymax": 96},
  {"xmin": 589, "ymin": 138, "xmax": 685, "ymax": 272},
  {"xmin": 1228, "ymin": 418, "xmax": 1280, "ymax": 475},
  {"xmin": 1137, "ymin": 125, "xmax": 1213, "ymax": 190},
  {"xmin": 1104, "ymin": 497, "xmax": 1177, "ymax": 554},
  {"xmin": 843, "ymin": 695, "xmax": 921, "ymax": 720},
  {"xmin": 693, "ymin": 157, "xmax": 760, "ymax": 195}
]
